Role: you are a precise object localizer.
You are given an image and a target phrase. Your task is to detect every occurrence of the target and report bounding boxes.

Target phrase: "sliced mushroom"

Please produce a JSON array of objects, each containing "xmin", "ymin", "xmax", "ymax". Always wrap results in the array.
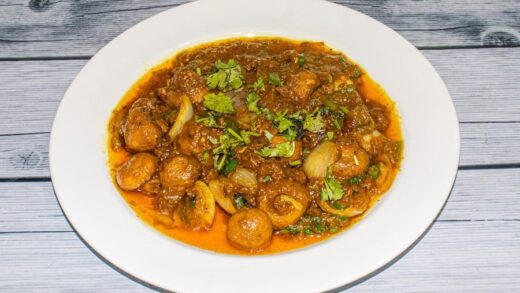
[
  {"xmin": 181, "ymin": 180, "xmax": 216, "ymax": 230},
  {"xmin": 209, "ymin": 178, "xmax": 238, "ymax": 215},
  {"xmin": 318, "ymin": 189, "xmax": 370, "ymax": 217},
  {"xmin": 257, "ymin": 180, "xmax": 309, "ymax": 229}
]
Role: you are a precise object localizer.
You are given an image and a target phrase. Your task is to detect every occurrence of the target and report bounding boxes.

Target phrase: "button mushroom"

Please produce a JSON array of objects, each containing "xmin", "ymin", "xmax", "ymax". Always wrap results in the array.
[
  {"xmin": 116, "ymin": 153, "xmax": 158, "ymax": 191},
  {"xmin": 227, "ymin": 208, "xmax": 273, "ymax": 251}
]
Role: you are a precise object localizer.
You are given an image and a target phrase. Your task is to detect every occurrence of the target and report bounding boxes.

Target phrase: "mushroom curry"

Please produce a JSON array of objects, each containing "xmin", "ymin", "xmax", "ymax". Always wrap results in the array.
[{"xmin": 108, "ymin": 38, "xmax": 402, "ymax": 254}]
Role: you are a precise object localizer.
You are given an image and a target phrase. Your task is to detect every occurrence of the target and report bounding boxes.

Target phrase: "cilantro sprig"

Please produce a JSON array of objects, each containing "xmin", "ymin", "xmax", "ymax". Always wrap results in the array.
[
  {"xmin": 320, "ymin": 167, "xmax": 344, "ymax": 201},
  {"xmin": 203, "ymin": 93, "xmax": 234, "ymax": 114},
  {"xmin": 206, "ymin": 59, "xmax": 244, "ymax": 91}
]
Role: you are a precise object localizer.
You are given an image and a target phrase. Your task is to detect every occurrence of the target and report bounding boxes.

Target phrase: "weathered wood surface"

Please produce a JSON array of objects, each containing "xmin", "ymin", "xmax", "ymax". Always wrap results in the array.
[
  {"xmin": 1, "ymin": 221, "xmax": 518, "ymax": 292},
  {"xmin": 1, "ymin": 0, "xmax": 519, "ymax": 292},
  {"xmin": 0, "ymin": 48, "xmax": 519, "ymax": 139},
  {"xmin": 1, "ymin": 0, "xmax": 519, "ymax": 58},
  {"xmin": 1, "ymin": 169, "xmax": 518, "ymax": 234}
]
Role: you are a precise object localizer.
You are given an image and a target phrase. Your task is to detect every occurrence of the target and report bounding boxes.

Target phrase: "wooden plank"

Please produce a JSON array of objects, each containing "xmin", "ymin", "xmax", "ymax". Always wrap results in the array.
[
  {"xmin": 0, "ymin": 48, "xmax": 518, "ymax": 137},
  {"xmin": 0, "ymin": 60, "xmax": 85, "ymax": 136},
  {"xmin": 1, "ymin": 221, "xmax": 518, "ymax": 292},
  {"xmin": 1, "ymin": 169, "xmax": 518, "ymax": 233},
  {"xmin": 422, "ymin": 48, "xmax": 520, "ymax": 123},
  {"xmin": 348, "ymin": 221, "xmax": 520, "ymax": 292},
  {"xmin": 0, "ymin": 181, "xmax": 70, "ymax": 233},
  {"xmin": 1, "ymin": 122, "xmax": 519, "ymax": 179},
  {"xmin": 1, "ymin": 0, "xmax": 519, "ymax": 58},
  {"xmin": 0, "ymin": 133, "xmax": 49, "ymax": 178}
]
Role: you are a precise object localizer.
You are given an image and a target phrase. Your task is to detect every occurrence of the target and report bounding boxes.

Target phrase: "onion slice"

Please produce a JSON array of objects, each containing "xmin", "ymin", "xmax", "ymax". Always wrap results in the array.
[{"xmin": 168, "ymin": 95, "xmax": 193, "ymax": 141}]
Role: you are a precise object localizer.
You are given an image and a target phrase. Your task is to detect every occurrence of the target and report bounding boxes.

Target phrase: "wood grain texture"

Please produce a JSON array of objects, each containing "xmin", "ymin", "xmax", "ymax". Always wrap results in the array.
[
  {"xmin": 1, "ymin": 122, "xmax": 519, "ymax": 179},
  {"xmin": 0, "ymin": 48, "xmax": 518, "ymax": 137},
  {"xmin": 1, "ymin": 221, "xmax": 518, "ymax": 292},
  {"xmin": 1, "ymin": 0, "xmax": 519, "ymax": 58},
  {"xmin": 1, "ymin": 169, "xmax": 518, "ymax": 233}
]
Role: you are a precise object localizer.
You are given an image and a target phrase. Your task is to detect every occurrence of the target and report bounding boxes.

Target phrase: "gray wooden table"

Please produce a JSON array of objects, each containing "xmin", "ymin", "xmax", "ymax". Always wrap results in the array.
[{"xmin": 1, "ymin": 0, "xmax": 519, "ymax": 292}]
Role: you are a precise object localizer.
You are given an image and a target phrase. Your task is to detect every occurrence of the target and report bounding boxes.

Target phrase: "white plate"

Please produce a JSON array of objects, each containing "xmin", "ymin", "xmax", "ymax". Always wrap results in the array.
[{"xmin": 49, "ymin": 0, "xmax": 460, "ymax": 292}]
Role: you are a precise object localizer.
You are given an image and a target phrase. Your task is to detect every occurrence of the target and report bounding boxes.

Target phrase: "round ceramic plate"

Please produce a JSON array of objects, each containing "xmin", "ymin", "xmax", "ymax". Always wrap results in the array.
[{"xmin": 49, "ymin": 0, "xmax": 460, "ymax": 291}]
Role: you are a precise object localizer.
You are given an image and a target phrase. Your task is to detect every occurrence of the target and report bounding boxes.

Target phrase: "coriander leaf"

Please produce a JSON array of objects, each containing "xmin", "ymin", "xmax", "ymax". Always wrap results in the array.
[
  {"xmin": 326, "ymin": 131, "xmax": 334, "ymax": 140},
  {"xmin": 283, "ymin": 225, "xmax": 301, "ymax": 235},
  {"xmin": 212, "ymin": 132, "xmax": 243, "ymax": 169},
  {"xmin": 258, "ymin": 141, "xmax": 296, "ymax": 158},
  {"xmin": 368, "ymin": 165, "xmax": 380, "ymax": 179},
  {"xmin": 215, "ymin": 59, "xmax": 237, "ymax": 69},
  {"xmin": 253, "ymin": 78, "xmax": 265, "ymax": 91},
  {"xmin": 269, "ymin": 111, "xmax": 302, "ymax": 141},
  {"xmin": 269, "ymin": 72, "xmax": 282, "ymax": 86},
  {"xmin": 240, "ymin": 130, "xmax": 260, "ymax": 145},
  {"xmin": 233, "ymin": 194, "xmax": 246, "ymax": 209},
  {"xmin": 303, "ymin": 108, "xmax": 325, "ymax": 133},
  {"xmin": 297, "ymin": 53, "xmax": 305, "ymax": 67},
  {"xmin": 195, "ymin": 113, "xmax": 218, "ymax": 128},
  {"xmin": 263, "ymin": 130, "xmax": 274, "ymax": 142},
  {"xmin": 289, "ymin": 159, "xmax": 302, "ymax": 166},
  {"xmin": 347, "ymin": 175, "xmax": 364, "ymax": 185},
  {"xmin": 206, "ymin": 60, "xmax": 244, "ymax": 90},
  {"xmin": 221, "ymin": 159, "xmax": 238, "ymax": 176},
  {"xmin": 320, "ymin": 167, "xmax": 344, "ymax": 201},
  {"xmin": 203, "ymin": 93, "xmax": 235, "ymax": 114},
  {"xmin": 328, "ymin": 226, "xmax": 339, "ymax": 233},
  {"xmin": 246, "ymin": 92, "xmax": 261, "ymax": 114}
]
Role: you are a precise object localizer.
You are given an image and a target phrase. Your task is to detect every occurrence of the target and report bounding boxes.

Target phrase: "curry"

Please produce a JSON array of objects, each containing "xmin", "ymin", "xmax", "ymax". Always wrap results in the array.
[{"xmin": 108, "ymin": 37, "xmax": 402, "ymax": 254}]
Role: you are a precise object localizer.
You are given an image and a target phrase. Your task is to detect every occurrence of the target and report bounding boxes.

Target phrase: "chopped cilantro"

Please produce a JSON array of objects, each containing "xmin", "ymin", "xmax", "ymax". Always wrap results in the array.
[
  {"xmin": 221, "ymin": 159, "xmax": 238, "ymax": 176},
  {"xmin": 297, "ymin": 53, "xmax": 305, "ymax": 67},
  {"xmin": 233, "ymin": 194, "xmax": 246, "ymax": 209},
  {"xmin": 212, "ymin": 131, "xmax": 243, "ymax": 171},
  {"xmin": 233, "ymin": 194, "xmax": 247, "ymax": 209},
  {"xmin": 326, "ymin": 131, "xmax": 334, "ymax": 140},
  {"xmin": 246, "ymin": 92, "xmax": 261, "ymax": 114},
  {"xmin": 347, "ymin": 175, "xmax": 364, "ymax": 185},
  {"xmin": 289, "ymin": 159, "xmax": 302, "ymax": 167},
  {"xmin": 253, "ymin": 77, "xmax": 265, "ymax": 91},
  {"xmin": 262, "ymin": 175, "xmax": 272, "ymax": 183},
  {"xmin": 195, "ymin": 113, "xmax": 218, "ymax": 128},
  {"xmin": 240, "ymin": 130, "xmax": 260, "ymax": 144},
  {"xmin": 332, "ymin": 201, "xmax": 347, "ymax": 210},
  {"xmin": 329, "ymin": 226, "xmax": 339, "ymax": 233},
  {"xmin": 320, "ymin": 167, "xmax": 344, "ymax": 201},
  {"xmin": 203, "ymin": 93, "xmax": 235, "ymax": 114},
  {"xmin": 201, "ymin": 151, "xmax": 209, "ymax": 161},
  {"xmin": 351, "ymin": 68, "xmax": 361, "ymax": 79},
  {"xmin": 303, "ymin": 108, "xmax": 325, "ymax": 133},
  {"xmin": 266, "ymin": 110, "xmax": 302, "ymax": 141},
  {"xmin": 368, "ymin": 165, "xmax": 381, "ymax": 179},
  {"xmin": 263, "ymin": 130, "xmax": 274, "ymax": 142},
  {"xmin": 258, "ymin": 141, "xmax": 296, "ymax": 158},
  {"xmin": 282, "ymin": 225, "xmax": 301, "ymax": 235},
  {"xmin": 195, "ymin": 67, "xmax": 202, "ymax": 76},
  {"xmin": 268, "ymin": 72, "xmax": 282, "ymax": 86},
  {"xmin": 337, "ymin": 215, "xmax": 348, "ymax": 222},
  {"xmin": 333, "ymin": 116, "xmax": 344, "ymax": 130},
  {"xmin": 303, "ymin": 228, "xmax": 314, "ymax": 236},
  {"xmin": 206, "ymin": 59, "xmax": 244, "ymax": 90}
]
